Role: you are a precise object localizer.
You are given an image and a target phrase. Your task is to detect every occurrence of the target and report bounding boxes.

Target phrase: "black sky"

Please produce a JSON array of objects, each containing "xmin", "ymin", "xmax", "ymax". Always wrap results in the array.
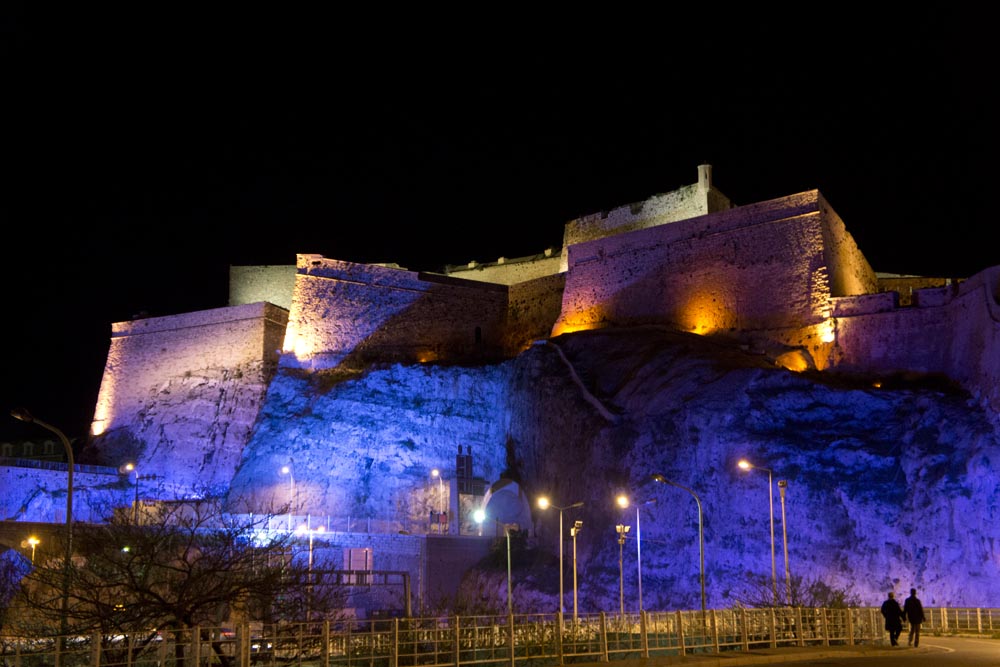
[{"xmin": 2, "ymin": 9, "xmax": 996, "ymax": 443}]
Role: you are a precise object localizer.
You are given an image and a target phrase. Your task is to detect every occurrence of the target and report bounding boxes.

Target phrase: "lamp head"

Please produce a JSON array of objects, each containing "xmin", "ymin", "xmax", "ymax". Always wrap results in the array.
[
  {"xmin": 431, "ymin": 468, "xmax": 440, "ymax": 478},
  {"xmin": 651, "ymin": 474, "xmax": 665, "ymax": 483},
  {"xmin": 737, "ymin": 460, "xmax": 752, "ymax": 471},
  {"xmin": 616, "ymin": 494, "xmax": 629, "ymax": 509},
  {"xmin": 10, "ymin": 407, "xmax": 33, "ymax": 423},
  {"xmin": 473, "ymin": 508, "xmax": 486, "ymax": 524},
  {"xmin": 537, "ymin": 497, "xmax": 550, "ymax": 510}
]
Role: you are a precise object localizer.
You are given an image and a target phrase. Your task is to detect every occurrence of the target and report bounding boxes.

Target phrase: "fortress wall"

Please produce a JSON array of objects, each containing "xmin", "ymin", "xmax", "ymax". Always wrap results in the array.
[
  {"xmin": 554, "ymin": 192, "xmax": 832, "ymax": 336},
  {"xmin": 505, "ymin": 272, "xmax": 567, "ymax": 352},
  {"xmin": 229, "ymin": 264, "xmax": 297, "ymax": 309},
  {"xmin": 833, "ymin": 266, "xmax": 1000, "ymax": 416},
  {"xmin": 443, "ymin": 253, "xmax": 562, "ymax": 285},
  {"xmin": 562, "ymin": 183, "xmax": 713, "ymax": 249},
  {"xmin": 831, "ymin": 292, "xmax": 899, "ymax": 317},
  {"xmin": 877, "ymin": 275, "xmax": 953, "ymax": 307},
  {"xmin": 90, "ymin": 302, "xmax": 288, "ymax": 440},
  {"xmin": 818, "ymin": 194, "xmax": 878, "ymax": 296},
  {"xmin": 281, "ymin": 255, "xmax": 508, "ymax": 370}
]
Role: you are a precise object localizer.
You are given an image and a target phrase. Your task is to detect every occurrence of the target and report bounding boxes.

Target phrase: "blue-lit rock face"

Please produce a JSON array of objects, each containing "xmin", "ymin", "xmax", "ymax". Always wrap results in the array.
[
  {"xmin": 226, "ymin": 325, "xmax": 1000, "ymax": 610},
  {"xmin": 226, "ymin": 362, "xmax": 514, "ymax": 520}
]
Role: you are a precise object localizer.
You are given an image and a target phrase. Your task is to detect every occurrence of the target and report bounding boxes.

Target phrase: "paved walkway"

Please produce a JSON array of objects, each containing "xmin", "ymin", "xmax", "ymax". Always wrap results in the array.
[{"xmin": 571, "ymin": 643, "xmax": 924, "ymax": 666}]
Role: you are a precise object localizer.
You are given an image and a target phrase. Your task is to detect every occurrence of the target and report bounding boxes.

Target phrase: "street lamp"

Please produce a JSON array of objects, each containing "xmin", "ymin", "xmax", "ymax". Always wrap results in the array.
[
  {"xmin": 651, "ymin": 474, "xmax": 706, "ymax": 621},
  {"xmin": 777, "ymin": 479, "xmax": 791, "ymax": 597},
  {"xmin": 536, "ymin": 497, "xmax": 584, "ymax": 618},
  {"xmin": 11, "ymin": 408, "xmax": 73, "ymax": 664},
  {"xmin": 475, "ymin": 511, "xmax": 514, "ymax": 615},
  {"xmin": 615, "ymin": 524, "xmax": 630, "ymax": 617},
  {"xmin": 737, "ymin": 459, "xmax": 777, "ymax": 601},
  {"xmin": 473, "ymin": 508, "xmax": 485, "ymax": 536},
  {"xmin": 27, "ymin": 536, "xmax": 40, "ymax": 564},
  {"xmin": 504, "ymin": 523, "xmax": 514, "ymax": 616},
  {"xmin": 615, "ymin": 494, "xmax": 656, "ymax": 611},
  {"xmin": 570, "ymin": 520, "xmax": 583, "ymax": 622},
  {"xmin": 281, "ymin": 465, "xmax": 295, "ymax": 531},
  {"xmin": 120, "ymin": 462, "xmax": 139, "ymax": 523}
]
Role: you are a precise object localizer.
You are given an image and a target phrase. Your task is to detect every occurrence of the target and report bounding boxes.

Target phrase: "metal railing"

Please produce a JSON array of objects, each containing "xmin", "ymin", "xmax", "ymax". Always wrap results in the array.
[{"xmin": 2, "ymin": 607, "xmax": 997, "ymax": 667}]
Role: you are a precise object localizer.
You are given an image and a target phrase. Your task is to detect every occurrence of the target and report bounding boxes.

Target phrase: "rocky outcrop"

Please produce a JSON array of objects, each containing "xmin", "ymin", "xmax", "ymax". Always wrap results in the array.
[{"xmin": 224, "ymin": 325, "xmax": 1000, "ymax": 609}]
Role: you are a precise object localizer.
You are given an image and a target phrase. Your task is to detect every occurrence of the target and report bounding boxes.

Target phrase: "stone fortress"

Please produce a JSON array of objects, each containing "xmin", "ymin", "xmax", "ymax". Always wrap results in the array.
[
  {"xmin": 102, "ymin": 165, "xmax": 997, "ymax": 422},
  {"xmin": 4, "ymin": 165, "xmax": 998, "ymax": 612},
  {"xmin": 79, "ymin": 164, "xmax": 1000, "ymax": 503}
]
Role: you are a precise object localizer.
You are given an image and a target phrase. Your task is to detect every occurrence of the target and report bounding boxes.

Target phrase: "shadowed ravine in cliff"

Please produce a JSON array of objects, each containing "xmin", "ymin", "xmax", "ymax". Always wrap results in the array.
[{"xmin": 228, "ymin": 325, "xmax": 1000, "ymax": 610}]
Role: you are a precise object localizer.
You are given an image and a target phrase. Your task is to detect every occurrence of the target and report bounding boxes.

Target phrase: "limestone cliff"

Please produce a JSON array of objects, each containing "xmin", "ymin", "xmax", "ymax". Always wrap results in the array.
[{"xmin": 225, "ymin": 325, "xmax": 999, "ymax": 609}]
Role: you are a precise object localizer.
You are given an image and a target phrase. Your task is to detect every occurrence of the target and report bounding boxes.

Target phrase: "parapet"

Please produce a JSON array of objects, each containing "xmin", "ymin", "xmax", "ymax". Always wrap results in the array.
[
  {"xmin": 561, "ymin": 164, "xmax": 733, "ymax": 250},
  {"xmin": 111, "ymin": 302, "xmax": 289, "ymax": 337}
]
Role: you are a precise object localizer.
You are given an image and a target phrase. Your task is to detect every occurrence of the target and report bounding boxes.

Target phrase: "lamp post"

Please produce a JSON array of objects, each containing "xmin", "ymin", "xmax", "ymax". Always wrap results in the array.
[
  {"xmin": 777, "ymin": 479, "xmax": 791, "ymax": 597},
  {"xmin": 737, "ymin": 459, "xmax": 777, "ymax": 602},
  {"xmin": 476, "ymin": 512, "xmax": 514, "ymax": 615},
  {"xmin": 615, "ymin": 495, "xmax": 656, "ymax": 611},
  {"xmin": 651, "ymin": 474, "xmax": 706, "ymax": 621},
  {"xmin": 615, "ymin": 524, "xmax": 630, "ymax": 617},
  {"xmin": 536, "ymin": 497, "xmax": 584, "ymax": 618},
  {"xmin": 120, "ymin": 462, "xmax": 139, "ymax": 524},
  {"xmin": 27, "ymin": 536, "xmax": 40, "ymax": 564},
  {"xmin": 504, "ymin": 523, "xmax": 514, "ymax": 616},
  {"xmin": 11, "ymin": 408, "xmax": 73, "ymax": 666},
  {"xmin": 281, "ymin": 465, "xmax": 295, "ymax": 531},
  {"xmin": 570, "ymin": 520, "xmax": 583, "ymax": 622},
  {"xmin": 296, "ymin": 524, "xmax": 325, "ymax": 620}
]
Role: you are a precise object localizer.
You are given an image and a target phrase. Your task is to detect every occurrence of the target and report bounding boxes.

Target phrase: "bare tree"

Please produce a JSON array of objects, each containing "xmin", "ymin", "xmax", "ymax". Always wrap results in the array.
[
  {"xmin": 10, "ymin": 493, "xmax": 346, "ymax": 666},
  {"xmin": 0, "ymin": 549, "xmax": 31, "ymax": 632},
  {"xmin": 732, "ymin": 571, "xmax": 861, "ymax": 608}
]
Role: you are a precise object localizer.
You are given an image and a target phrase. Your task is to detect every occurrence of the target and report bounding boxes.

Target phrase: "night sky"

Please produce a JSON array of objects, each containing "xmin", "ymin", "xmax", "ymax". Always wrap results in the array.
[{"xmin": 2, "ymin": 9, "xmax": 996, "ymax": 443}]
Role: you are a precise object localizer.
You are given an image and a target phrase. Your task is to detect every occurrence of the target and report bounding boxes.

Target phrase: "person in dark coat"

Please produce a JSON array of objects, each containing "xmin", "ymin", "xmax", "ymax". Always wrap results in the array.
[
  {"xmin": 903, "ymin": 587, "xmax": 926, "ymax": 647},
  {"xmin": 880, "ymin": 591, "xmax": 904, "ymax": 645}
]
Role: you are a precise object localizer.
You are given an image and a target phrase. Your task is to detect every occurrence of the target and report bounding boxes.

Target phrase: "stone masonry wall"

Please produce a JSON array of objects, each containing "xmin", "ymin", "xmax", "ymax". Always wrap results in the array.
[
  {"xmin": 561, "ymin": 173, "xmax": 731, "ymax": 250},
  {"xmin": 832, "ymin": 266, "xmax": 1000, "ymax": 421},
  {"xmin": 818, "ymin": 194, "xmax": 879, "ymax": 297},
  {"xmin": 229, "ymin": 265, "xmax": 297, "ymax": 310},
  {"xmin": 877, "ymin": 274, "xmax": 953, "ymax": 307},
  {"xmin": 443, "ymin": 252, "xmax": 562, "ymax": 286},
  {"xmin": 85, "ymin": 303, "xmax": 288, "ymax": 492},
  {"xmin": 281, "ymin": 255, "xmax": 509, "ymax": 370},
  {"xmin": 553, "ymin": 191, "xmax": 836, "ymax": 336},
  {"xmin": 504, "ymin": 272, "xmax": 566, "ymax": 353},
  {"xmin": 91, "ymin": 303, "xmax": 288, "ymax": 438}
]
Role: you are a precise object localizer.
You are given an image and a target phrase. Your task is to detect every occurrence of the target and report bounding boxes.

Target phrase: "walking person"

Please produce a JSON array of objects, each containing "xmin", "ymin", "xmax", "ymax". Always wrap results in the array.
[
  {"xmin": 903, "ymin": 587, "xmax": 926, "ymax": 647},
  {"xmin": 880, "ymin": 591, "xmax": 904, "ymax": 645}
]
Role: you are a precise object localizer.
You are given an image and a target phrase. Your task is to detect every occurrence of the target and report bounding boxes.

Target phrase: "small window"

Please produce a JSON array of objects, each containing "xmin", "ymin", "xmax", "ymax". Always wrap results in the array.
[
  {"xmin": 22, "ymin": 442, "xmax": 34, "ymax": 456},
  {"xmin": 1, "ymin": 443, "xmax": 12, "ymax": 457},
  {"xmin": 43, "ymin": 441, "xmax": 55, "ymax": 455}
]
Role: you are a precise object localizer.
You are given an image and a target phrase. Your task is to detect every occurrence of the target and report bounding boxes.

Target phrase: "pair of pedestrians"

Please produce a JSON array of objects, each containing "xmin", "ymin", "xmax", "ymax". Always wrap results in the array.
[{"xmin": 881, "ymin": 588, "xmax": 926, "ymax": 647}]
